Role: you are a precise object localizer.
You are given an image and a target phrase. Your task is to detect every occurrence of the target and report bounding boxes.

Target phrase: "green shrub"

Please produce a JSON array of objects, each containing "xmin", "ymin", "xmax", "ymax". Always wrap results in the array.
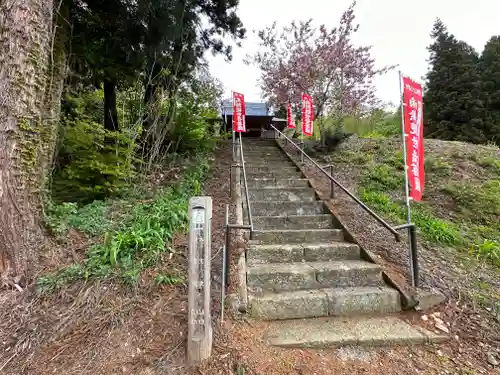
[{"xmin": 52, "ymin": 115, "xmax": 137, "ymax": 203}]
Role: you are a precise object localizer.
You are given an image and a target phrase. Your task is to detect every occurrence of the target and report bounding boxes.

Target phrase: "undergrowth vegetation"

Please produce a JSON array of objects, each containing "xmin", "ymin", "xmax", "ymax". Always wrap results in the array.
[{"xmin": 39, "ymin": 155, "xmax": 210, "ymax": 293}]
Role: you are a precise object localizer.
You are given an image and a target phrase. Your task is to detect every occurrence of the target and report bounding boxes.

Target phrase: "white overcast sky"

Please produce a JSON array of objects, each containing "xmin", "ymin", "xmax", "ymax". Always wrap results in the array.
[{"xmin": 206, "ymin": 0, "xmax": 500, "ymax": 106}]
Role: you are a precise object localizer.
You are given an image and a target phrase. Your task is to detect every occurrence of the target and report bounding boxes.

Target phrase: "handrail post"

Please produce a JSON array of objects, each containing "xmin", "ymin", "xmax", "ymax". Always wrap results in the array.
[
  {"xmin": 330, "ymin": 165, "xmax": 334, "ymax": 199},
  {"xmin": 224, "ymin": 205, "xmax": 230, "ymax": 289},
  {"xmin": 300, "ymin": 140, "xmax": 304, "ymax": 164},
  {"xmin": 409, "ymin": 224, "xmax": 419, "ymax": 288},
  {"xmin": 238, "ymin": 132, "xmax": 254, "ymax": 238}
]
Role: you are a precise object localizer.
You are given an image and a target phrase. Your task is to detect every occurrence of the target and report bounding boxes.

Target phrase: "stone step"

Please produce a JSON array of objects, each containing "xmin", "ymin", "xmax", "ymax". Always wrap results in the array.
[
  {"xmin": 245, "ymin": 165, "xmax": 298, "ymax": 174},
  {"xmin": 243, "ymin": 148, "xmax": 283, "ymax": 153},
  {"xmin": 263, "ymin": 316, "xmax": 448, "ymax": 348},
  {"xmin": 247, "ymin": 178, "xmax": 310, "ymax": 189},
  {"xmin": 246, "ymin": 261, "xmax": 383, "ymax": 294},
  {"xmin": 247, "ymin": 201, "xmax": 327, "ymax": 216},
  {"xmin": 245, "ymin": 161, "xmax": 296, "ymax": 168},
  {"xmin": 243, "ymin": 151, "xmax": 287, "ymax": 157},
  {"xmin": 249, "ymin": 287, "xmax": 401, "ymax": 320},
  {"xmin": 245, "ymin": 157, "xmax": 292, "ymax": 164},
  {"xmin": 246, "ymin": 169, "xmax": 303, "ymax": 179},
  {"xmin": 243, "ymin": 146, "xmax": 282, "ymax": 151},
  {"xmin": 251, "ymin": 229, "xmax": 343, "ymax": 244},
  {"xmin": 247, "ymin": 188, "xmax": 316, "ymax": 202},
  {"xmin": 251, "ymin": 214, "xmax": 333, "ymax": 230},
  {"xmin": 244, "ymin": 154, "xmax": 290, "ymax": 160},
  {"xmin": 247, "ymin": 242, "xmax": 360, "ymax": 264}
]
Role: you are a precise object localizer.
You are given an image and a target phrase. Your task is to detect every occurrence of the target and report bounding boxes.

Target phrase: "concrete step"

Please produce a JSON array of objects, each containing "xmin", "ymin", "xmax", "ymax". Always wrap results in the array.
[
  {"xmin": 251, "ymin": 214, "xmax": 333, "ymax": 230},
  {"xmin": 242, "ymin": 146, "xmax": 280, "ymax": 151},
  {"xmin": 245, "ymin": 157, "xmax": 292, "ymax": 164},
  {"xmin": 247, "ymin": 170, "xmax": 303, "ymax": 179},
  {"xmin": 248, "ymin": 201, "xmax": 327, "ymax": 216},
  {"xmin": 247, "ymin": 188, "xmax": 316, "ymax": 202},
  {"xmin": 247, "ymin": 178, "xmax": 310, "ymax": 189},
  {"xmin": 243, "ymin": 150, "xmax": 287, "ymax": 157},
  {"xmin": 246, "ymin": 260, "xmax": 383, "ymax": 294},
  {"xmin": 251, "ymin": 228, "xmax": 343, "ymax": 244},
  {"xmin": 246, "ymin": 165, "xmax": 298, "ymax": 174},
  {"xmin": 247, "ymin": 242, "xmax": 360, "ymax": 264},
  {"xmin": 243, "ymin": 147, "xmax": 283, "ymax": 153},
  {"xmin": 249, "ymin": 287, "xmax": 401, "ymax": 320},
  {"xmin": 245, "ymin": 161, "xmax": 296, "ymax": 168},
  {"xmin": 244, "ymin": 155, "xmax": 291, "ymax": 161},
  {"xmin": 263, "ymin": 316, "xmax": 448, "ymax": 348}
]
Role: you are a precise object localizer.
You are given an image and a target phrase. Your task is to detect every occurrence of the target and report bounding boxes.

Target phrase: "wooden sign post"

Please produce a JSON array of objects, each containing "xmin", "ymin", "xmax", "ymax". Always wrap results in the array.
[{"xmin": 187, "ymin": 197, "xmax": 213, "ymax": 364}]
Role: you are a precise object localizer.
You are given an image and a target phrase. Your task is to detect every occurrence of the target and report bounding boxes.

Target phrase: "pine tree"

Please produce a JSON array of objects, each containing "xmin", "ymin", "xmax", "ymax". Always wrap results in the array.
[
  {"xmin": 424, "ymin": 19, "xmax": 490, "ymax": 144},
  {"xmin": 480, "ymin": 36, "xmax": 500, "ymax": 145}
]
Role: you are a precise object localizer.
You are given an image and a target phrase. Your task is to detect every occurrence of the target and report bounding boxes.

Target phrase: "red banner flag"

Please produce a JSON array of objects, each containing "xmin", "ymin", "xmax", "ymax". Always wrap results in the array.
[
  {"xmin": 287, "ymin": 103, "xmax": 295, "ymax": 128},
  {"xmin": 402, "ymin": 76, "xmax": 425, "ymax": 201},
  {"xmin": 232, "ymin": 92, "xmax": 246, "ymax": 132},
  {"xmin": 301, "ymin": 93, "xmax": 314, "ymax": 136}
]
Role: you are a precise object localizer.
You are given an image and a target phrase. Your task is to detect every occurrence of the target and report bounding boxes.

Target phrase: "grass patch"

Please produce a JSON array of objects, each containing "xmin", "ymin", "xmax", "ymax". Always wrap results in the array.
[
  {"xmin": 362, "ymin": 164, "xmax": 404, "ymax": 190},
  {"xmin": 469, "ymin": 239, "xmax": 500, "ymax": 267},
  {"xmin": 424, "ymin": 156, "xmax": 452, "ymax": 176},
  {"xmin": 37, "ymin": 155, "xmax": 210, "ymax": 293},
  {"xmin": 358, "ymin": 188, "xmax": 403, "ymax": 223},
  {"xmin": 443, "ymin": 180, "xmax": 500, "ymax": 225},
  {"xmin": 412, "ymin": 206, "xmax": 463, "ymax": 245},
  {"xmin": 471, "ymin": 155, "xmax": 500, "ymax": 175},
  {"xmin": 359, "ymin": 188, "xmax": 462, "ymax": 246}
]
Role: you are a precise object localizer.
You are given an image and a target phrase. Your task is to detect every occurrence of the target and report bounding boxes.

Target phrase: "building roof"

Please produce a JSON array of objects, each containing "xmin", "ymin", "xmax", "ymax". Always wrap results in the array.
[{"xmin": 221, "ymin": 99, "xmax": 270, "ymax": 117}]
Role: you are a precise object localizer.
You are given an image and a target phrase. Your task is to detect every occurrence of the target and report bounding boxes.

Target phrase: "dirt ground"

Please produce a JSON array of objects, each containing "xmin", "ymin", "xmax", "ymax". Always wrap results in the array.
[{"xmin": 1, "ymin": 140, "xmax": 499, "ymax": 375}]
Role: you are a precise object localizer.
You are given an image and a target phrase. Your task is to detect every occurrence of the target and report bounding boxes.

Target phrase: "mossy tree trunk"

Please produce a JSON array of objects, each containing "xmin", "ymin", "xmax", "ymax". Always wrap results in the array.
[{"xmin": 0, "ymin": 0, "xmax": 60, "ymax": 279}]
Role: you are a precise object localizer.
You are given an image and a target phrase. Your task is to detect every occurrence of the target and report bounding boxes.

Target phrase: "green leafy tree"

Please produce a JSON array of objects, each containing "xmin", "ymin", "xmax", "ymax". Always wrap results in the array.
[
  {"xmin": 480, "ymin": 35, "xmax": 500, "ymax": 144},
  {"xmin": 424, "ymin": 19, "xmax": 491, "ymax": 144},
  {"xmin": 68, "ymin": 0, "xmax": 245, "ymax": 132}
]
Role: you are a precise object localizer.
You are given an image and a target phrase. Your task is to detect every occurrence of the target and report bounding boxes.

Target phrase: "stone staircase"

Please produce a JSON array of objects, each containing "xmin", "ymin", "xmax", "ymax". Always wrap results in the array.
[{"xmin": 239, "ymin": 138, "xmax": 446, "ymax": 348}]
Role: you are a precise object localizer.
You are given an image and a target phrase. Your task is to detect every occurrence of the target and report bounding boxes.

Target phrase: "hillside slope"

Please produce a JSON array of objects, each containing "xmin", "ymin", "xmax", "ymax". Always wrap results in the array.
[{"xmin": 280, "ymin": 134, "xmax": 499, "ymax": 372}]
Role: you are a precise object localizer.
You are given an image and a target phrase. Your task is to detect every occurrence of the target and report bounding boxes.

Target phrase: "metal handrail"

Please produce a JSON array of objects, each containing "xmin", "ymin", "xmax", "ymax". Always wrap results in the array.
[
  {"xmin": 236, "ymin": 132, "xmax": 254, "ymax": 235},
  {"xmin": 270, "ymin": 124, "xmax": 401, "ymax": 241}
]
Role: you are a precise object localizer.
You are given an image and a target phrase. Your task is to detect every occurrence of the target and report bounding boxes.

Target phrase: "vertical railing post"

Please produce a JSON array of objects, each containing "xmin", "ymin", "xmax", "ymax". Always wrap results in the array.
[
  {"xmin": 330, "ymin": 165, "xmax": 334, "ymax": 199},
  {"xmin": 300, "ymin": 141, "xmax": 304, "ymax": 164},
  {"xmin": 229, "ymin": 166, "xmax": 232, "ymax": 199},
  {"xmin": 224, "ymin": 205, "xmax": 230, "ymax": 289},
  {"xmin": 409, "ymin": 224, "xmax": 419, "ymax": 288},
  {"xmin": 187, "ymin": 197, "xmax": 213, "ymax": 364}
]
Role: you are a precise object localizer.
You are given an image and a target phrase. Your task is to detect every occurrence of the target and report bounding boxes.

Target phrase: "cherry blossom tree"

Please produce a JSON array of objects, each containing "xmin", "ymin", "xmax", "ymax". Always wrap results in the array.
[{"xmin": 247, "ymin": 1, "xmax": 393, "ymax": 131}]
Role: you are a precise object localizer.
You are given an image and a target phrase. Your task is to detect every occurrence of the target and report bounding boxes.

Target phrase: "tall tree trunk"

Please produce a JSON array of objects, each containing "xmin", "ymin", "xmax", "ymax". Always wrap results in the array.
[
  {"xmin": 141, "ymin": 83, "xmax": 158, "ymax": 134},
  {"xmin": 0, "ymin": 0, "xmax": 56, "ymax": 278},
  {"xmin": 103, "ymin": 79, "xmax": 118, "ymax": 131}
]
